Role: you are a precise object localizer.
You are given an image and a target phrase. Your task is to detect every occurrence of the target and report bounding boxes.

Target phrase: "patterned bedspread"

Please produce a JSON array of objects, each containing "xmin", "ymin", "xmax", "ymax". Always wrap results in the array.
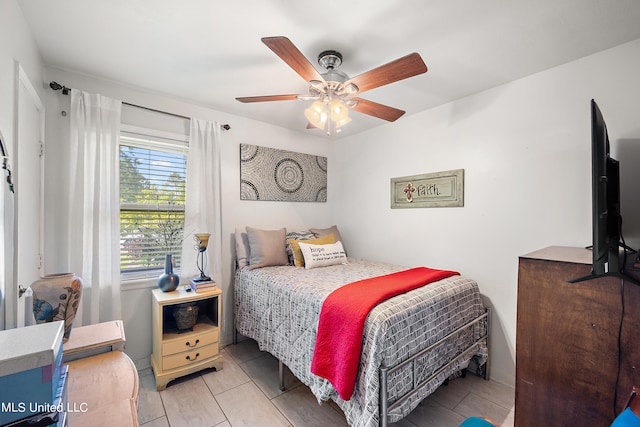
[{"xmin": 234, "ymin": 258, "xmax": 488, "ymax": 427}]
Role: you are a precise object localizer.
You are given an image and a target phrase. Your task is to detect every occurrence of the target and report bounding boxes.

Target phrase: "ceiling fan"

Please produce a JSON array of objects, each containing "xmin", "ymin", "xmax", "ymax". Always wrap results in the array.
[{"xmin": 236, "ymin": 36, "xmax": 428, "ymax": 135}]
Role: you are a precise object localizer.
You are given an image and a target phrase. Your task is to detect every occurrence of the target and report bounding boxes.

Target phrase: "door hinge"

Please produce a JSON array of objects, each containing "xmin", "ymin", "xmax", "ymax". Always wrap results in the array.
[{"xmin": 39, "ymin": 140, "xmax": 44, "ymax": 157}]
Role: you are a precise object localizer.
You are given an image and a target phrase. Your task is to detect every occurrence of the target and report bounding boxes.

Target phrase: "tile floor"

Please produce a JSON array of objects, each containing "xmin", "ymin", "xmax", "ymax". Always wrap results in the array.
[{"xmin": 137, "ymin": 339, "xmax": 515, "ymax": 427}]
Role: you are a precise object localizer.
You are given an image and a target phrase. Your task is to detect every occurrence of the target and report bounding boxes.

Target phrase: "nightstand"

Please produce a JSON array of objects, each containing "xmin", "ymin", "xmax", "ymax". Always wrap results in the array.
[{"xmin": 150, "ymin": 286, "xmax": 223, "ymax": 390}]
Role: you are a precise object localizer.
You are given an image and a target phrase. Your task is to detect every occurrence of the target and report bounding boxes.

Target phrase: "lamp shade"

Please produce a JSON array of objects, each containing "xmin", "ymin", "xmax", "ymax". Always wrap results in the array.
[
  {"xmin": 329, "ymin": 99, "xmax": 349, "ymax": 123},
  {"xmin": 194, "ymin": 233, "xmax": 210, "ymax": 251},
  {"xmin": 335, "ymin": 114, "xmax": 352, "ymax": 128},
  {"xmin": 304, "ymin": 101, "xmax": 328, "ymax": 129}
]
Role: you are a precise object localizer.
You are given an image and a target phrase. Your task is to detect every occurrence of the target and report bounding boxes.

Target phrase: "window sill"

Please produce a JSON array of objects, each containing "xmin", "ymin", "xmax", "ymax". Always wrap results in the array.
[
  {"xmin": 121, "ymin": 277, "xmax": 157, "ymax": 291},
  {"xmin": 121, "ymin": 270, "xmax": 185, "ymax": 292}
]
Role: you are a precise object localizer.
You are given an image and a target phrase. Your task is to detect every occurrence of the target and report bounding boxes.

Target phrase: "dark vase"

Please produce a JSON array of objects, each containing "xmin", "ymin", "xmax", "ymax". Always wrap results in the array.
[{"xmin": 158, "ymin": 254, "xmax": 179, "ymax": 292}]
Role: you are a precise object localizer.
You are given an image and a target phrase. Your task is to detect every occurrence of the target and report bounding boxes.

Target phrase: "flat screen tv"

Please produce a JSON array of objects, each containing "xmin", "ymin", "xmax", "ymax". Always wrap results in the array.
[{"xmin": 570, "ymin": 99, "xmax": 635, "ymax": 284}]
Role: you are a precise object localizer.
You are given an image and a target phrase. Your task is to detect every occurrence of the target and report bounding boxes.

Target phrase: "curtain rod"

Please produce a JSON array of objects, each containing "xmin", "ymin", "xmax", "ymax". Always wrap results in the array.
[{"xmin": 49, "ymin": 81, "xmax": 231, "ymax": 131}]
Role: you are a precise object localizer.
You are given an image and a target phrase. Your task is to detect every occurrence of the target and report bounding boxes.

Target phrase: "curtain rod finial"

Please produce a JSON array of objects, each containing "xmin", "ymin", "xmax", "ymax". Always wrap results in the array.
[{"xmin": 49, "ymin": 81, "xmax": 70, "ymax": 95}]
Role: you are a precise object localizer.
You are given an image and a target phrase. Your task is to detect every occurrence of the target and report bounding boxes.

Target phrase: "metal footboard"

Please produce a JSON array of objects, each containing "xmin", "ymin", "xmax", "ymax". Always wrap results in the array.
[
  {"xmin": 276, "ymin": 307, "xmax": 491, "ymax": 426},
  {"xmin": 379, "ymin": 307, "xmax": 491, "ymax": 427}
]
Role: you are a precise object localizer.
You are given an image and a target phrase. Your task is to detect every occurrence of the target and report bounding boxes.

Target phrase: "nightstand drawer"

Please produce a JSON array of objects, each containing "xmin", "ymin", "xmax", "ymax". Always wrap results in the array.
[
  {"xmin": 162, "ymin": 327, "xmax": 218, "ymax": 356},
  {"xmin": 162, "ymin": 342, "xmax": 219, "ymax": 371}
]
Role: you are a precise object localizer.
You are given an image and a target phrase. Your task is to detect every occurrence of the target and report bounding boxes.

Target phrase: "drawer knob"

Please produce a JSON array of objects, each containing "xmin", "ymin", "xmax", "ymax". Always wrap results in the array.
[
  {"xmin": 185, "ymin": 339, "xmax": 200, "ymax": 348},
  {"xmin": 186, "ymin": 353, "xmax": 200, "ymax": 362}
]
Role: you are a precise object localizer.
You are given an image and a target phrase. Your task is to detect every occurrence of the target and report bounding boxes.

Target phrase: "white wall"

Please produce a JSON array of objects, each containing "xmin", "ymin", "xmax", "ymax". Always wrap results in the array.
[
  {"xmin": 42, "ymin": 67, "xmax": 334, "ymax": 367},
  {"xmin": 0, "ymin": 0, "xmax": 45, "ymax": 329},
  {"xmin": 11, "ymin": 0, "xmax": 640, "ymax": 386},
  {"xmin": 332, "ymin": 38, "xmax": 640, "ymax": 386}
]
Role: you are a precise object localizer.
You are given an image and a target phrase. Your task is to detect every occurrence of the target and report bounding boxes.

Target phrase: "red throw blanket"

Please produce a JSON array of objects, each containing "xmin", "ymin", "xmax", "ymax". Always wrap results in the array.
[{"xmin": 310, "ymin": 267, "xmax": 459, "ymax": 400}]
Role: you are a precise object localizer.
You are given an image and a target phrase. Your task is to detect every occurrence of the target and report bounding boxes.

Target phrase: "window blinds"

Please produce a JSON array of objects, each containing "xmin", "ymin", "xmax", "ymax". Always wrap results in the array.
[{"xmin": 119, "ymin": 131, "xmax": 187, "ymax": 278}]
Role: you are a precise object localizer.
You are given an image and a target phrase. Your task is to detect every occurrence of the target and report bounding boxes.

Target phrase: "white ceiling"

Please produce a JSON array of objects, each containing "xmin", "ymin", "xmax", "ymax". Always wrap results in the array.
[{"xmin": 17, "ymin": 0, "xmax": 640, "ymax": 138}]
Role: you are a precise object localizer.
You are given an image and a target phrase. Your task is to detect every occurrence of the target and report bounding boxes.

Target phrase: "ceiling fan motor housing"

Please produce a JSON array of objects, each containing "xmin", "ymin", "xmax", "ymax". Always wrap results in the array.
[
  {"xmin": 318, "ymin": 50, "xmax": 342, "ymax": 69},
  {"xmin": 317, "ymin": 50, "xmax": 350, "ymax": 85}
]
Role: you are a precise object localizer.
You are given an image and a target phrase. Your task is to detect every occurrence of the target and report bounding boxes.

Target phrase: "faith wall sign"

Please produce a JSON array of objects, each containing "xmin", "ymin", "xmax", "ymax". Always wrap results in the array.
[{"xmin": 390, "ymin": 169, "xmax": 464, "ymax": 209}]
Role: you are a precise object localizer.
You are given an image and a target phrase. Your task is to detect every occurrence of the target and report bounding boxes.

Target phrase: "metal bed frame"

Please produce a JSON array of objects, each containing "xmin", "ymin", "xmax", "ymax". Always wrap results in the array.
[
  {"xmin": 275, "ymin": 307, "xmax": 491, "ymax": 427},
  {"xmin": 379, "ymin": 307, "xmax": 491, "ymax": 426}
]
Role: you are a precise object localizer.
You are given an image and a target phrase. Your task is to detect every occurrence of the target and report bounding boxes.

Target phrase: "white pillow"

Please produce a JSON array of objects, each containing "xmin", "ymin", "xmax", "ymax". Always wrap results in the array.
[{"xmin": 298, "ymin": 241, "xmax": 348, "ymax": 269}]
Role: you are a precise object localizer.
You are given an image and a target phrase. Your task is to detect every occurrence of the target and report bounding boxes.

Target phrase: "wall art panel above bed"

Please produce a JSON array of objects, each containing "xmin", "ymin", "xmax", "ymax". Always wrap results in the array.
[{"xmin": 240, "ymin": 144, "xmax": 327, "ymax": 202}]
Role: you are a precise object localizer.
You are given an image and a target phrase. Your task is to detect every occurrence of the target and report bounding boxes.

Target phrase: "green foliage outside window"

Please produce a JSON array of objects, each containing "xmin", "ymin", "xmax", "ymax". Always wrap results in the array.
[{"xmin": 119, "ymin": 138, "xmax": 187, "ymax": 277}]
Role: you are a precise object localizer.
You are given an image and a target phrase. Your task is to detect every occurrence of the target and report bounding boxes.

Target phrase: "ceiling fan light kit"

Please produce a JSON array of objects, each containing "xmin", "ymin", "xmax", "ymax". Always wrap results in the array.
[
  {"xmin": 237, "ymin": 36, "xmax": 428, "ymax": 136},
  {"xmin": 304, "ymin": 98, "xmax": 353, "ymax": 134}
]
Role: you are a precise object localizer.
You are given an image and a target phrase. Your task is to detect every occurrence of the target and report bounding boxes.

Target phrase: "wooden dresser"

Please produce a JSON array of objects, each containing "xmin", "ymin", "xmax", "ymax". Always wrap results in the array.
[{"xmin": 516, "ymin": 246, "xmax": 640, "ymax": 427}]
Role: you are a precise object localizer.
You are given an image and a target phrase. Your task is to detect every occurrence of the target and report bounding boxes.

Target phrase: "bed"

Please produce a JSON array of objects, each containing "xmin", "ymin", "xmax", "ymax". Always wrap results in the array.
[{"xmin": 234, "ymin": 226, "xmax": 489, "ymax": 427}]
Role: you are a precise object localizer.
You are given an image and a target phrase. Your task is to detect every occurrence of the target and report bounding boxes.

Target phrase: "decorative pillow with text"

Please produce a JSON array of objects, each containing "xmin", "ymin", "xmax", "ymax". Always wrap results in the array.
[
  {"xmin": 311, "ymin": 225, "xmax": 346, "ymax": 255},
  {"xmin": 288, "ymin": 233, "xmax": 335, "ymax": 267},
  {"xmin": 298, "ymin": 241, "xmax": 347, "ymax": 269}
]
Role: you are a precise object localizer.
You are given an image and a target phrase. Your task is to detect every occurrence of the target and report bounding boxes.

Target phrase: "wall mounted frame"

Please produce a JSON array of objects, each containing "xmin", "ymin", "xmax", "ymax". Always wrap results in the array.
[
  {"xmin": 391, "ymin": 169, "xmax": 464, "ymax": 208},
  {"xmin": 240, "ymin": 144, "xmax": 327, "ymax": 202}
]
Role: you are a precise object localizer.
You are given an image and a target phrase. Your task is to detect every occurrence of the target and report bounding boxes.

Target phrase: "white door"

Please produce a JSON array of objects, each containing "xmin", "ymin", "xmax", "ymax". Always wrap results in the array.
[
  {"xmin": 13, "ymin": 65, "xmax": 44, "ymax": 328},
  {"xmin": 0, "ymin": 129, "xmax": 14, "ymax": 330}
]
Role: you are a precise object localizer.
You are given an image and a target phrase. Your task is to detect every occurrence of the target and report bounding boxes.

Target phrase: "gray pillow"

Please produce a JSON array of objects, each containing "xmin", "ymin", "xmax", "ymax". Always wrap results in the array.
[
  {"xmin": 234, "ymin": 227, "xmax": 250, "ymax": 269},
  {"xmin": 246, "ymin": 227, "xmax": 288, "ymax": 269}
]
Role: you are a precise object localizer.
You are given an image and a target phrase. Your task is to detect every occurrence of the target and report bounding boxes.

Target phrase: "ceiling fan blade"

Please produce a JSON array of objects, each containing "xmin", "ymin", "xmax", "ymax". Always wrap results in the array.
[
  {"xmin": 262, "ymin": 36, "xmax": 325, "ymax": 83},
  {"xmin": 345, "ymin": 53, "xmax": 427, "ymax": 94},
  {"xmin": 236, "ymin": 94, "xmax": 301, "ymax": 103},
  {"xmin": 350, "ymin": 98, "xmax": 405, "ymax": 122}
]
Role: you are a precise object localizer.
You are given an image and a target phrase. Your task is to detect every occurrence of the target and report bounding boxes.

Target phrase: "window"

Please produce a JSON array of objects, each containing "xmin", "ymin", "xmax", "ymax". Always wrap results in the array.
[{"xmin": 119, "ymin": 128, "xmax": 188, "ymax": 280}]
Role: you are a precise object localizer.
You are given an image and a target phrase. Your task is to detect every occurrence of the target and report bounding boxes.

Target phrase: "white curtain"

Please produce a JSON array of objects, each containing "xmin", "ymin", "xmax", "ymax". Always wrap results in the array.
[
  {"xmin": 180, "ymin": 118, "xmax": 222, "ymax": 286},
  {"xmin": 68, "ymin": 89, "xmax": 122, "ymax": 325}
]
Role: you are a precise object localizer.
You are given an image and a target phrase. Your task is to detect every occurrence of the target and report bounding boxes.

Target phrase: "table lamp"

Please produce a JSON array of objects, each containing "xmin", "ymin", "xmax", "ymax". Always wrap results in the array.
[{"xmin": 193, "ymin": 233, "xmax": 211, "ymax": 283}]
